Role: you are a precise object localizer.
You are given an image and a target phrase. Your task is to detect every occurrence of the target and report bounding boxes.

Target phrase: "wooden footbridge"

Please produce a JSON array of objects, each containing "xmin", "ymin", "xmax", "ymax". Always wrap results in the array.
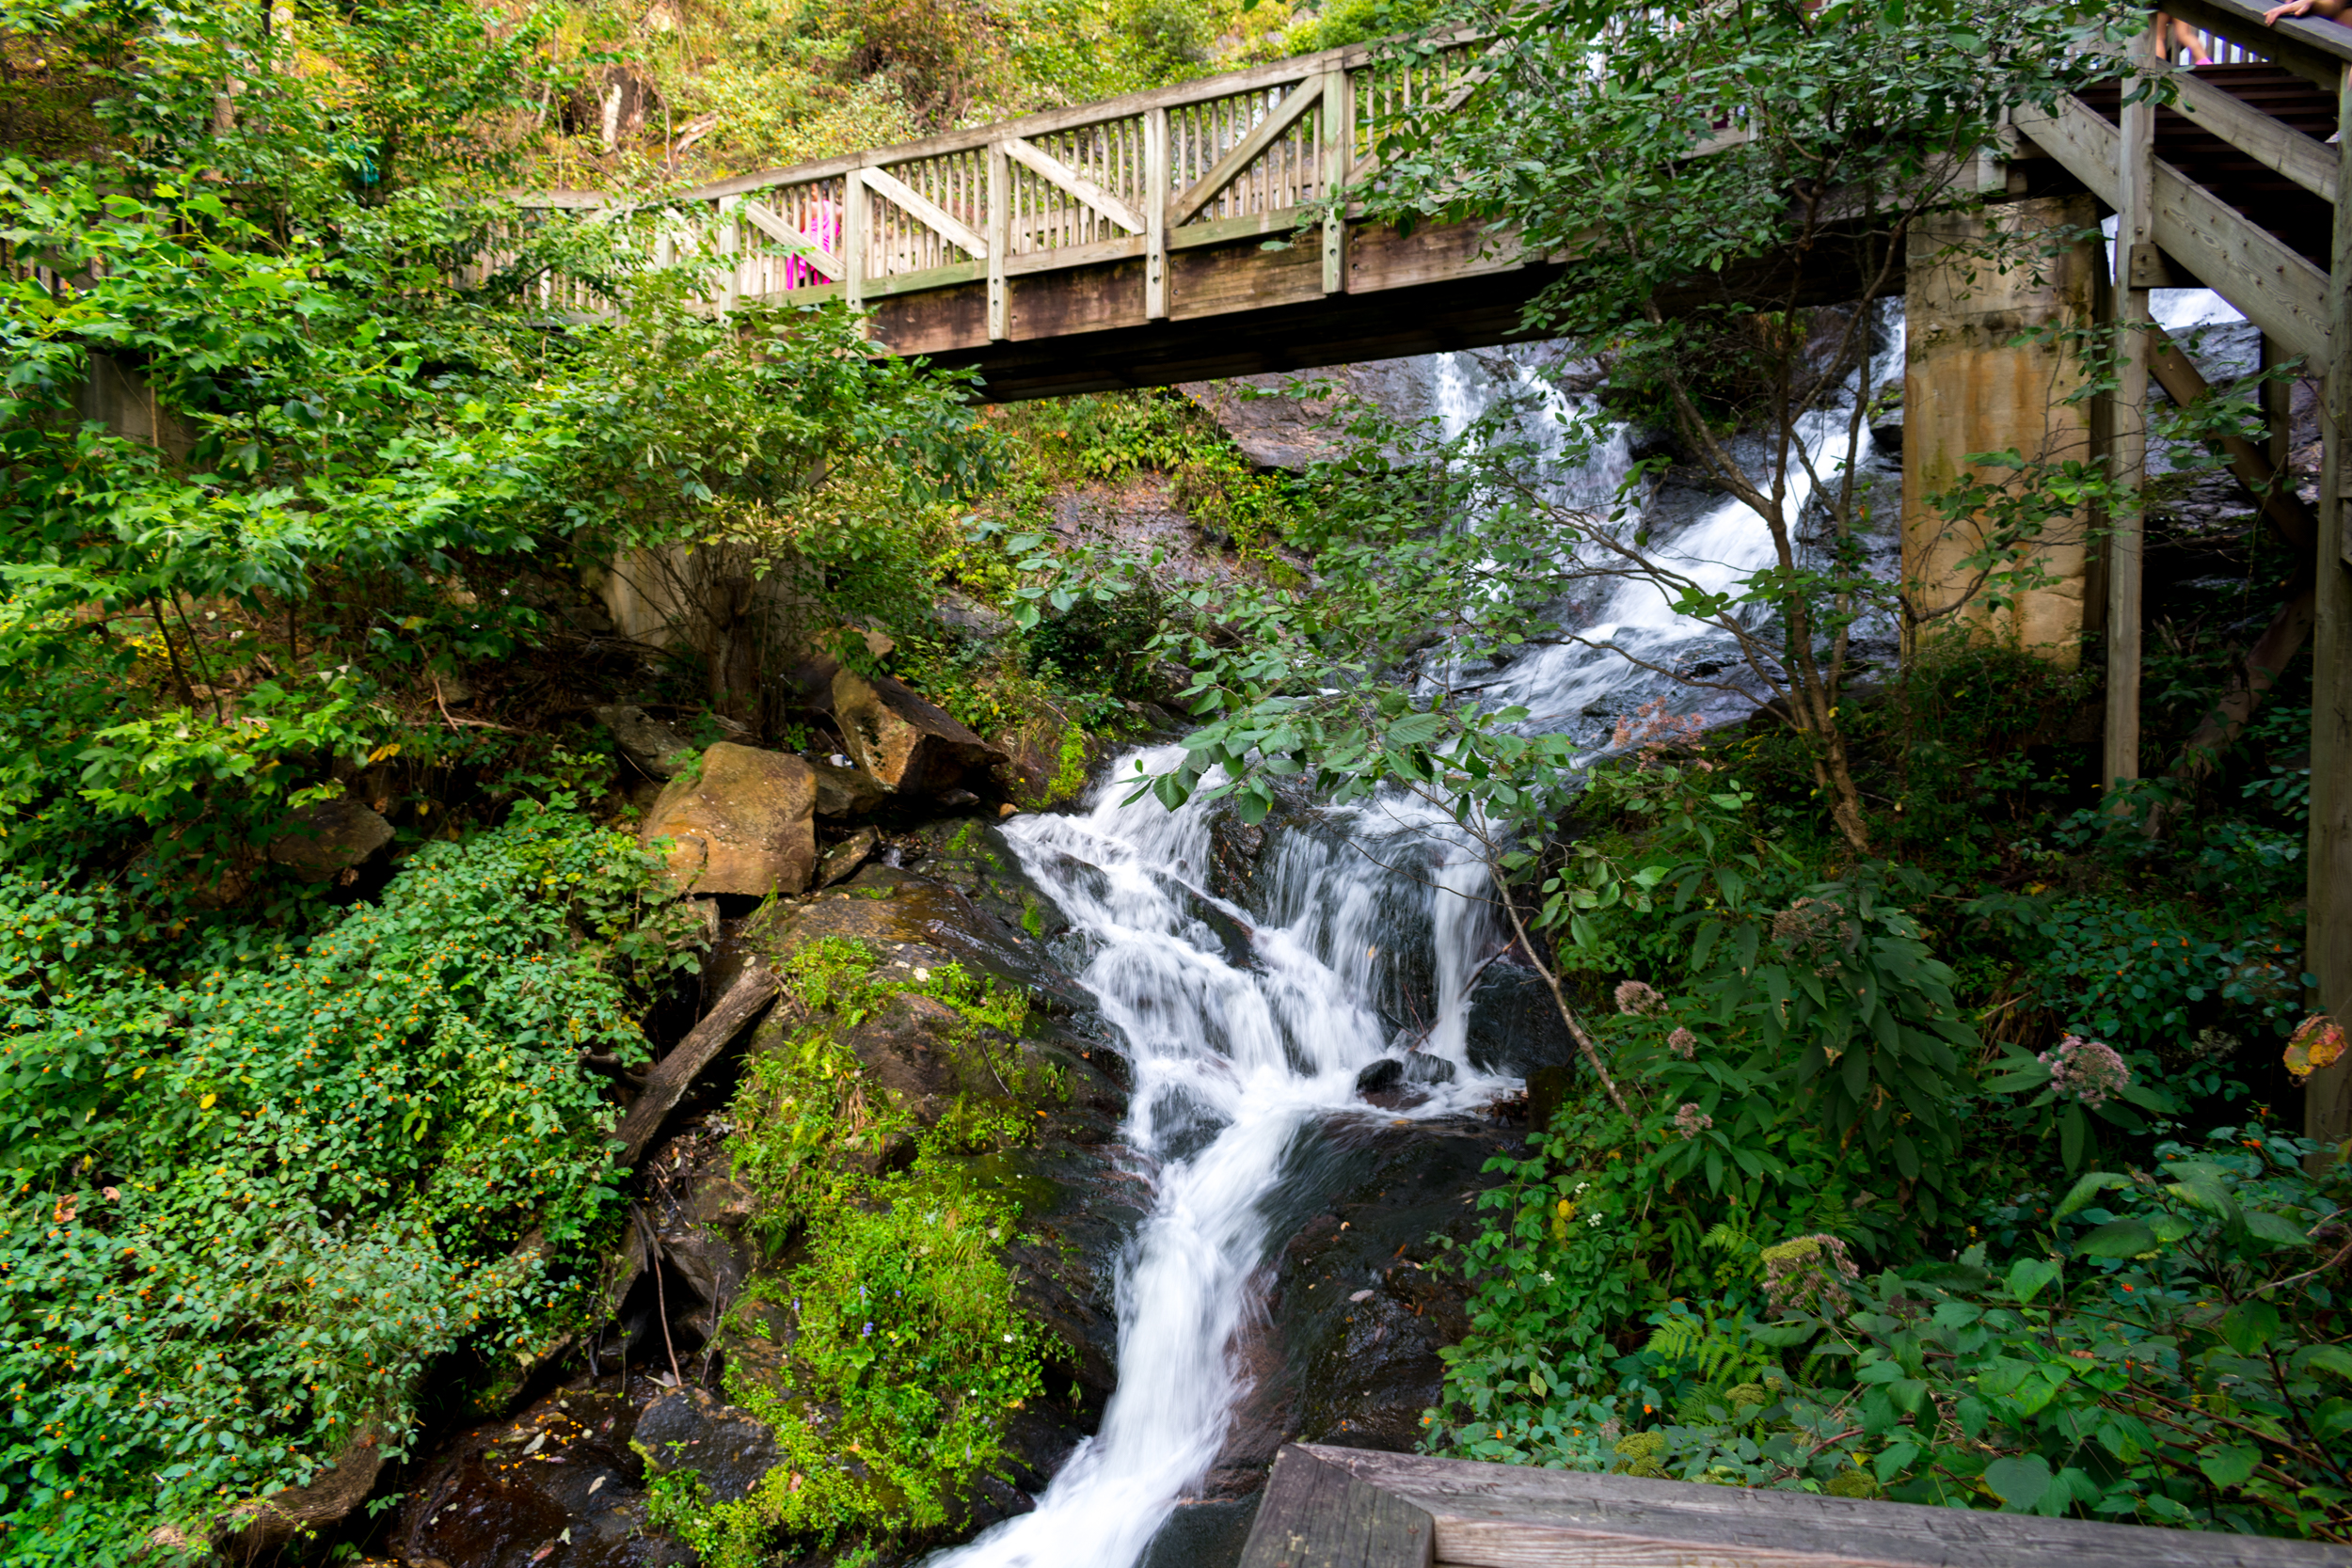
[
  {"xmin": 525, "ymin": 35, "xmax": 1563, "ymax": 401},
  {"xmin": 528, "ymin": 0, "xmax": 2352, "ymax": 1169}
]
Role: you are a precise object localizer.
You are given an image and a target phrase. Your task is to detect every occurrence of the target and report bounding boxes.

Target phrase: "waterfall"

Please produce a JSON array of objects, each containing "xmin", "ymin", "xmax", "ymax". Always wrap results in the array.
[
  {"xmin": 933, "ymin": 328, "xmax": 1901, "ymax": 1567},
  {"xmin": 928, "ymin": 768, "xmax": 1508, "ymax": 1567}
]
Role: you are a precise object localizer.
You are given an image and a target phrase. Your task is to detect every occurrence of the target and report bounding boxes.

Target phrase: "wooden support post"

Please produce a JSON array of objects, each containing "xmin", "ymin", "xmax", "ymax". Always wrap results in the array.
[
  {"xmin": 2105, "ymin": 24, "xmax": 2158, "ymax": 799},
  {"xmin": 1321, "ymin": 68, "xmax": 1350, "ymax": 295},
  {"xmin": 987, "ymin": 141, "xmax": 1009, "ymax": 341},
  {"xmin": 1145, "ymin": 105, "xmax": 1169, "ymax": 321},
  {"xmin": 844, "ymin": 168, "xmax": 867, "ymax": 316},
  {"xmin": 2262, "ymin": 332, "xmax": 2295, "ymax": 471},
  {"xmin": 2308, "ymin": 65, "xmax": 2352, "ymax": 1158}
]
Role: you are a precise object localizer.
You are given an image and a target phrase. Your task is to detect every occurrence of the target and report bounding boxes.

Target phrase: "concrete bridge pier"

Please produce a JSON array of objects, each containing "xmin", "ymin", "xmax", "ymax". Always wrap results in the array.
[{"xmin": 1899, "ymin": 194, "xmax": 2106, "ymax": 668}]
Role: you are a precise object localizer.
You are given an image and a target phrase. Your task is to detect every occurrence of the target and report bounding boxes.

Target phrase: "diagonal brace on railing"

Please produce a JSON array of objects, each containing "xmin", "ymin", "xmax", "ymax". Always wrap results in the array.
[
  {"xmin": 1171, "ymin": 76, "xmax": 1326, "ymax": 228},
  {"xmin": 860, "ymin": 166, "xmax": 988, "ymax": 259},
  {"xmin": 738, "ymin": 199, "xmax": 844, "ymax": 279},
  {"xmin": 1003, "ymin": 137, "xmax": 1146, "ymax": 233}
]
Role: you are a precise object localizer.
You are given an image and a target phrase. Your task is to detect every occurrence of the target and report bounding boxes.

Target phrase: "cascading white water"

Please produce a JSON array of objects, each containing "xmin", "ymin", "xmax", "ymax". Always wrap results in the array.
[
  {"xmin": 935, "ymin": 329, "xmax": 1905, "ymax": 1568},
  {"xmin": 929, "ymin": 763, "xmax": 1512, "ymax": 1567}
]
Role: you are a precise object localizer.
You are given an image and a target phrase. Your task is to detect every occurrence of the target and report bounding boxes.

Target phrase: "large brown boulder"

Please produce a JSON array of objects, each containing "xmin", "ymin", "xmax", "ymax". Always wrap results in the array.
[
  {"xmin": 640, "ymin": 743, "xmax": 816, "ymax": 897},
  {"xmin": 267, "ymin": 800, "xmax": 395, "ymax": 882},
  {"xmin": 830, "ymin": 669, "xmax": 1006, "ymax": 799}
]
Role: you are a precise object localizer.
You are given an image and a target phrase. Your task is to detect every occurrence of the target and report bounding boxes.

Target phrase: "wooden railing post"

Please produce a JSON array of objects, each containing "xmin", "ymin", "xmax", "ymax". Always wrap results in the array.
[
  {"xmin": 987, "ymin": 141, "xmax": 1009, "ymax": 340},
  {"xmin": 2309, "ymin": 59, "xmax": 2352, "ymax": 1160},
  {"xmin": 1321, "ymin": 67, "xmax": 1350, "ymax": 294},
  {"xmin": 2104, "ymin": 21, "xmax": 2158, "ymax": 800},
  {"xmin": 719, "ymin": 198, "xmax": 741, "ymax": 316},
  {"xmin": 1145, "ymin": 104, "xmax": 1170, "ymax": 320},
  {"xmin": 844, "ymin": 168, "xmax": 867, "ymax": 317}
]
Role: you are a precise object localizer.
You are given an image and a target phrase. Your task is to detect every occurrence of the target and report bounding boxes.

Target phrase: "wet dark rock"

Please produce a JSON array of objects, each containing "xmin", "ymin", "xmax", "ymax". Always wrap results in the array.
[
  {"xmin": 1207, "ymin": 816, "xmax": 1266, "ymax": 903},
  {"xmin": 390, "ymin": 1386, "xmax": 687, "ymax": 1568},
  {"xmin": 1354, "ymin": 1058, "xmax": 1404, "ymax": 1096},
  {"xmin": 634, "ymin": 1389, "xmax": 781, "ymax": 1502},
  {"xmin": 815, "ymin": 827, "xmax": 879, "ymax": 888},
  {"xmin": 810, "ymin": 756, "xmax": 889, "ymax": 818},
  {"xmin": 1194, "ymin": 1115, "xmax": 1515, "ymax": 1504},
  {"xmin": 1463, "ymin": 955, "xmax": 1577, "ymax": 1076},
  {"xmin": 592, "ymin": 704, "xmax": 695, "ymax": 780}
]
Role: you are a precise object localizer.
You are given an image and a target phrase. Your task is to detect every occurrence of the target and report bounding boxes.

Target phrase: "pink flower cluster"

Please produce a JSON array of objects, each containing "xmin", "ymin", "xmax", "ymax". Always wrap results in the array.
[
  {"xmin": 1761, "ymin": 1233, "xmax": 1861, "ymax": 1314},
  {"xmin": 2038, "ymin": 1034, "xmax": 2132, "ymax": 1109},
  {"xmin": 1614, "ymin": 980, "xmax": 1665, "ymax": 1017},
  {"xmin": 1666, "ymin": 1026, "xmax": 1698, "ymax": 1059},
  {"xmin": 1673, "ymin": 1101, "xmax": 1713, "ymax": 1140}
]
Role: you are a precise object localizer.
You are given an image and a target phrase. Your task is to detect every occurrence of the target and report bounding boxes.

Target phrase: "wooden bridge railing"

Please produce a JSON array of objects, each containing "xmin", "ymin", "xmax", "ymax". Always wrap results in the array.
[{"xmin": 483, "ymin": 34, "xmax": 1486, "ymax": 330}]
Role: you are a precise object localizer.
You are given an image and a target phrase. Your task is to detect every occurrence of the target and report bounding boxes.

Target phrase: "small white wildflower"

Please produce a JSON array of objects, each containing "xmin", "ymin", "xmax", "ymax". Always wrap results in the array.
[
  {"xmin": 1002, "ymin": 1333, "xmax": 1014, "ymax": 1342},
  {"xmin": 1586, "ymin": 1212, "xmax": 1603, "ymax": 1227},
  {"xmin": 1538, "ymin": 1271, "xmax": 1554, "ymax": 1285}
]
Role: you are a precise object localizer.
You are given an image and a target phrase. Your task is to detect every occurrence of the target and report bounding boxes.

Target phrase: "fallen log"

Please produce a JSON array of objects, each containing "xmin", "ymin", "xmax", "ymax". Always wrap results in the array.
[{"xmin": 611, "ymin": 959, "xmax": 782, "ymax": 1170}]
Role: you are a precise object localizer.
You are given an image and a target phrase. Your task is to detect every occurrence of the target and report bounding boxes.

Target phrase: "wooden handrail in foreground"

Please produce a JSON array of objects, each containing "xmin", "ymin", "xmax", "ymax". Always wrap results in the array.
[{"xmin": 1237, "ymin": 1444, "xmax": 2352, "ymax": 1567}]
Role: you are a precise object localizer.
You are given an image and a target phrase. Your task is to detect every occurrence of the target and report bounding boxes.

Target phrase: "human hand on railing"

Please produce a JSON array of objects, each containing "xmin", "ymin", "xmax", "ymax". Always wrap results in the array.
[{"xmin": 2263, "ymin": 0, "xmax": 2352, "ymax": 27}]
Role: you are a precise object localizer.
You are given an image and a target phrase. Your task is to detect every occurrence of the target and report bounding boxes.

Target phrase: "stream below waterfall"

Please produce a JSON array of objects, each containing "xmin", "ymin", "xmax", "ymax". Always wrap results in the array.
[{"xmin": 931, "ymin": 320, "xmax": 1915, "ymax": 1568}]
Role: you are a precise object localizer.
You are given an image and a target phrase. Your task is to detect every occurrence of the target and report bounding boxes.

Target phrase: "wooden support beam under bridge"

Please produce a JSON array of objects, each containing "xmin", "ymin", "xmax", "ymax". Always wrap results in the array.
[{"xmin": 2008, "ymin": 0, "xmax": 2350, "ymax": 1156}]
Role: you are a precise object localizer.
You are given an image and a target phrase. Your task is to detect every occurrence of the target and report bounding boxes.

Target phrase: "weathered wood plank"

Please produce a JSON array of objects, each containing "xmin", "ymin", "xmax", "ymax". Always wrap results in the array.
[
  {"xmin": 1170, "ymin": 206, "xmax": 1318, "ymax": 251},
  {"xmin": 1145, "ymin": 104, "xmax": 1170, "ymax": 319},
  {"xmin": 670, "ymin": 30, "xmax": 1486, "ymax": 200},
  {"xmin": 2011, "ymin": 94, "xmax": 2330, "ymax": 359},
  {"xmin": 1171, "ymin": 230, "xmax": 1326, "ymax": 319},
  {"xmin": 1008, "ymin": 256, "xmax": 1151, "ymax": 341},
  {"xmin": 1003, "ymin": 233, "xmax": 1145, "ymax": 277},
  {"xmin": 1345, "ymin": 218, "xmax": 1521, "ymax": 293},
  {"xmin": 1322, "ymin": 67, "xmax": 1349, "ymax": 294},
  {"xmin": 1304, "ymin": 1446, "xmax": 2352, "ymax": 1568},
  {"xmin": 1172, "ymin": 76, "xmax": 1326, "ymax": 227},
  {"xmin": 859, "ymin": 258, "xmax": 985, "ymax": 298},
  {"xmin": 2107, "ymin": 26, "xmax": 2159, "ymax": 797},
  {"xmin": 2166, "ymin": 63, "xmax": 2337, "ymax": 200},
  {"xmin": 2306, "ymin": 40, "xmax": 2352, "ymax": 1155},
  {"xmin": 1242, "ymin": 1448, "xmax": 1436, "ymax": 1568},
  {"xmin": 870, "ymin": 277, "xmax": 990, "ymax": 356}
]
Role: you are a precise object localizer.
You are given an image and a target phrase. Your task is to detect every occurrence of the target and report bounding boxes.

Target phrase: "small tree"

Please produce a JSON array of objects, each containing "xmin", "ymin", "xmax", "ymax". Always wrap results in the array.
[{"xmin": 1349, "ymin": 0, "xmax": 2119, "ymax": 852}]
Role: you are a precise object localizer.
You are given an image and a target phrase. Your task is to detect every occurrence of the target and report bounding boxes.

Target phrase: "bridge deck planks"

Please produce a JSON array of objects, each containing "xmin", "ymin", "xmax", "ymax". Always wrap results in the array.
[{"xmin": 1240, "ymin": 1445, "xmax": 2352, "ymax": 1568}]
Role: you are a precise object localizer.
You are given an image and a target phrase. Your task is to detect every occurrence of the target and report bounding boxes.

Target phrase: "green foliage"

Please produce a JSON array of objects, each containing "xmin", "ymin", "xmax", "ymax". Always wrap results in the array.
[
  {"xmin": 1430, "ymin": 1115, "xmax": 2352, "ymax": 1541},
  {"xmin": 0, "ymin": 803, "xmax": 685, "ymax": 1557},
  {"xmin": 710, "ymin": 936, "xmax": 1058, "ymax": 1553},
  {"xmin": 1678, "ymin": 867, "xmax": 1981, "ymax": 1202}
]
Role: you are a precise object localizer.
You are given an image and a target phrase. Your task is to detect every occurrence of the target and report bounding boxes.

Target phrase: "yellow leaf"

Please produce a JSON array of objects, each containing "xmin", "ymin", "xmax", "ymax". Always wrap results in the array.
[
  {"xmin": 199, "ymin": 1093, "xmax": 216, "ymax": 1110},
  {"xmin": 2285, "ymin": 1014, "xmax": 2345, "ymax": 1080}
]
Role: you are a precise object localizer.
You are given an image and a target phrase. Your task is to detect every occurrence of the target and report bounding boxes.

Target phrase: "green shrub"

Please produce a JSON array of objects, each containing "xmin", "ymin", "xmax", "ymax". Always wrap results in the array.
[
  {"xmin": 1429, "ymin": 1119, "xmax": 2352, "ymax": 1541},
  {"xmin": 0, "ymin": 801, "xmax": 688, "ymax": 1559}
]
